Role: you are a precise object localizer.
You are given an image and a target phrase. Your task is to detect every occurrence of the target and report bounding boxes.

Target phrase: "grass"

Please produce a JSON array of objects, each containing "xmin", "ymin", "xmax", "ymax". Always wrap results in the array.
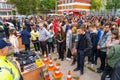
[
  {"xmin": 53, "ymin": 58, "xmax": 58, "ymax": 61},
  {"xmin": 87, "ymin": 66, "xmax": 96, "ymax": 72},
  {"xmin": 73, "ymin": 76, "xmax": 80, "ymax": 80}
]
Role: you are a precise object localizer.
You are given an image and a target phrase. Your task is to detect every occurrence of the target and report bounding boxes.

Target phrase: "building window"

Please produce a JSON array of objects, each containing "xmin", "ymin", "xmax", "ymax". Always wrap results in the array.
[
  {"xmin": 0, "ymin": 3, "xmax": 2, "ymax": 8},
  {"xmin": 2, "ymin": 3, "xmax": 6, "ymax": 8},
  {"xmin": 68, "ymin": 0, "xmax": 70, "ymax": 3},
  {"xmin": 63, "ymin": 6, "xmax": 65, "ymax": 9},
  {"xmin": 66, "ymin": 6, "xmax": 69, "ymax": 9},
  {"xmin": 72, "ymin": 0, "xmax": 74, "ymax": 3},
  {"xmin": 72, "ymin": 5, "xmax": 74, "ymax": 9}
]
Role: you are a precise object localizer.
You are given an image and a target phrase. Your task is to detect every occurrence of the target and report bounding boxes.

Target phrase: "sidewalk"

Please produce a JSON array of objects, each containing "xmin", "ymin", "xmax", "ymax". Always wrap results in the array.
[{"xmin": 7, "ymin": 47, "xmax": 103, "ymax": 80}]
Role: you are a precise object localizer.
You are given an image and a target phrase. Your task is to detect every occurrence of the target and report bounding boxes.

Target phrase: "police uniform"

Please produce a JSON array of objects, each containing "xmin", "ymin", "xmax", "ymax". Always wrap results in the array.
[{"xmin": 0, "ymin": 39, "xmax": 21, "ymax": 80}]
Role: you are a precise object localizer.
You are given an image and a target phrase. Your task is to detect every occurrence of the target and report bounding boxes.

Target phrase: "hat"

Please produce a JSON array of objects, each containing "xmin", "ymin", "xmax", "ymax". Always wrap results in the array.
[{"xmin": 0, "ymin": 39, "xmax": 11, "ymax": 49}]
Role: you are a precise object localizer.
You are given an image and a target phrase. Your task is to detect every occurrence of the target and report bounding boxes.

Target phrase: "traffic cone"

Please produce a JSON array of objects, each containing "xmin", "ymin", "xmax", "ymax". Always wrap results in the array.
[
  {"xmin": 45, "ymin": 69, "xmax": 50, "ymax": 80},
  {"xmin": 52, "ymin": 63, "xmax": 62, "ymax": 79},
  {"xmin": 43, "ymin": 51, "xmax": 49, "ymax": 64},
  {"xmin": 47, "ymin": 56, "xmax": 55, "ymax": 71},
  {"xmin": 66, "ymin": 70, "xmax": 72, "ymax": 80}
]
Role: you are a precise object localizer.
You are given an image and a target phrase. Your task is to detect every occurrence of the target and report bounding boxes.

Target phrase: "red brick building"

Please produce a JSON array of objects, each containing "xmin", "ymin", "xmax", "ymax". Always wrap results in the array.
[{"xmin": 57, "ymin": 0, "xmax": 91, "ymax": 14}]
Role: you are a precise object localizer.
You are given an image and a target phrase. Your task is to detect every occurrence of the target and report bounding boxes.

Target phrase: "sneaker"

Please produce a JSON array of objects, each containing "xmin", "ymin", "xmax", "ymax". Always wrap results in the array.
[
  {"xmin": 91, "ymin": 64, "xmax": 94, "ymax": 68},
  {"xmin": 85, "ymin": 61, "xmax": 89, "ymax": 64},
  {"xmin": 97, "ymin": 69, "xmax": 103, "ymax": 73},
  {"xmin": 35, "ymin": 51, "xmax": 37, "ymax": 53},
  {"xmin": 38, "ymin": 51, "xmax": 41, "ymax": 53},
  {"xmin": 49, "ymin": 54, "xmax": 51, "ymax": 56},
  {"xmin": 106, "ymin": 75, "xmax": 110, "ymax": 78},
  {"xmin": 71, "ymin": 62, "xmax": 75, "ymax": 66},
  {"xmin": 66, "ymin": 57, "xmax": 71, "ymax": 61},
  {"xmin": 56, "ymin": 53, "xmax": 58, "ymax": 55},
  {"xmin": 73, "ymin": 68, "xmax": 80, "ymax": 71}
]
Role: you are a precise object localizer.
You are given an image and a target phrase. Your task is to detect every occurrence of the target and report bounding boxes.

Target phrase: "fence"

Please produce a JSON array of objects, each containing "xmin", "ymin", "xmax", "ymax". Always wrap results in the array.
[{"xmin": 88, "ymin": 9, "xmax": 120, "ymax": 16}]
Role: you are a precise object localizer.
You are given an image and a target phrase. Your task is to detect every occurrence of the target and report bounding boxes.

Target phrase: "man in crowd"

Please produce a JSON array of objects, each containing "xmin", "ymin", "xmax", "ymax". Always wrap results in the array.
[
  {"xmin": 38, "ymin": 22, "xmax": 51, "ymax": 55},
  {"xmin": 97, "ymin": 23, "xmax": 111, "ymax": 73},
  {"xmin": 74, "ymin": 25, "xmax": 92, "ymax": 75}
]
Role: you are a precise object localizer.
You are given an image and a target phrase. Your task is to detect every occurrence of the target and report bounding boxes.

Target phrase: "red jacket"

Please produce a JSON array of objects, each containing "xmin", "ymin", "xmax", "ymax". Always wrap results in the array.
[
  {"xmin": 117, "ymin": 18, "xmax": 120, "ymax": 25},
  {"xmin": 53, "ymin": 22, "xmax": 57, "ymax": 35}
]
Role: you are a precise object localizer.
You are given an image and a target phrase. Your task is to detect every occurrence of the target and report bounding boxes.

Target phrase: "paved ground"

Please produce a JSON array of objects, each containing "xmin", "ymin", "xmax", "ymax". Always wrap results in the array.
[
  {"xmin": 7, "ymin": 46, "xmax": 111, "ymax": 80},
  {"xmin": 47, "ymin": 53, "xmax": 101, "ymax": 80}
]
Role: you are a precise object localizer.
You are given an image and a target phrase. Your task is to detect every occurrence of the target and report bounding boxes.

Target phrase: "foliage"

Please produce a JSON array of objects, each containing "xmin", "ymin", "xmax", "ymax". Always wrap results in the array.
[
  {"xmin": 106, "ymin": 0, "xmax": 120, "ymax": 9},
  {"xmin": 91, "ymin": 0, "xmax": 103, "ymax": 10},
  {"xmin": 7, "ymin": 0, "xmax": 55, "ymax": 15}
]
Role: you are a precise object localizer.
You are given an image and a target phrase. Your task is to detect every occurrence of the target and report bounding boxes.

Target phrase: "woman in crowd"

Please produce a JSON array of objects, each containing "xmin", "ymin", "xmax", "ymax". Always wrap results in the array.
[
  {"xmin": 9, "ymin": 29, "xmax": 19, "ymax": 54},
  {"xmin": 47, "ymin": 26, "xmax": 55, "ymax": 54},
  {"xmin": 30, "ymin": 25, "xmax": 40, "ymax": 53},
  {"xmin": 101, "ymin": 30, "xmax": 119, "ymax": 80},
  {"xmin": 106, "ymin": 30, "xmax": 119, "ymax": 53},
  {"xmin": 66, "ymin": 25, "xmax": 77, "ymax": 61},
  {"xmin": 71, "ymin": 27, "xmax": 77, "ymax": 65},
  {"xmin": 56, "ymin": 26, "xmax": 66, "ymax": 61}
]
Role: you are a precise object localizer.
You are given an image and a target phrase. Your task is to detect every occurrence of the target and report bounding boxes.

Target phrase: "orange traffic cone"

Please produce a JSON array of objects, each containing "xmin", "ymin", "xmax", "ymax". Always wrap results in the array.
[
  {"xmin": 45, "ymin": 69, "xmax": 50, "ymax": 80},
  {"xmin": 66, "ymin": 70, "xmax": 72, "ymax": 80},
  {"xmin": 47, "ymin": 56, "xmax": 55, "ymax": 71},
  {"xmin": 43, "ymin": 51, "xmax": 49, "ymax": 64},
  {"xmin": 52, "ymin": 63, "xmax": 62, "ymax": 79}
]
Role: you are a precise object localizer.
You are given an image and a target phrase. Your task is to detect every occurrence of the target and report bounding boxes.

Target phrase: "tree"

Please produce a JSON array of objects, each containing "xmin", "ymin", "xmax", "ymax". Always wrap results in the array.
[
  {"xmin": 7, "ymin": 0, "xmax": 55, "ymax": 15},
  {"xmin": 106, "ymin": 0, "xmax": 120, "ymax": 13},
  {"xmin": 91, "ymin": 0, "xmax": 103, "ymax": 10}
]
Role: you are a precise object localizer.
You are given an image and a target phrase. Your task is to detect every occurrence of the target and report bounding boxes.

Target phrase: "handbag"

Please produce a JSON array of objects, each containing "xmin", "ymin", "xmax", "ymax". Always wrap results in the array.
[{"xmin": 72, "ymin": 47, "xmax": 77, "ymax": 56}]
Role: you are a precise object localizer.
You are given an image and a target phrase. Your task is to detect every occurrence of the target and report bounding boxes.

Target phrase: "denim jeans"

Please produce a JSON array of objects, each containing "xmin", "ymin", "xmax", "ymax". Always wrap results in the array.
[{"xmin": 77, "ymin": 50, "xmax": 85, "ymax": 73}]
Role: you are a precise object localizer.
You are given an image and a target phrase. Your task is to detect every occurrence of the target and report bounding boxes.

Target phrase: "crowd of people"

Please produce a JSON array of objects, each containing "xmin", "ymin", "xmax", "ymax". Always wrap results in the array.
[{"xmin": 1, "ymin": 15, "xmax": 120, "ymax": 80}]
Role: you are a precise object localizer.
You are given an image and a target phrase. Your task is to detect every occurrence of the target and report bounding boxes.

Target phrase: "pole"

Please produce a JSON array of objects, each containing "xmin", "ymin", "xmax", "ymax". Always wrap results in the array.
[{"xmin": 55, "ymin": 0, "xmax": 57, "ymax": 14}]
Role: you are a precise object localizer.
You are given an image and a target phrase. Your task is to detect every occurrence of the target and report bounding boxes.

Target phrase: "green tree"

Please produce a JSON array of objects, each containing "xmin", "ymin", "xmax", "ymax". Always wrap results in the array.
[
  {"xmin": 91, "ymin": 0, "xmax": 103, "ymax": 10},
  {"xmin": 7, "ymin": 0, "xmax": 55, "ymax": 15},
  {"xmin": 106, "ymin": 0, "xmax": 120, "ymax": 13}
]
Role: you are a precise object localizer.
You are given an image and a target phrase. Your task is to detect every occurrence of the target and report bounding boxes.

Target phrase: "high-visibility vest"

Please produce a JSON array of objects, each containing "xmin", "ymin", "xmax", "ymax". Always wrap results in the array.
[{"xmin": 0, "ymin": 56, "xmax": 20, "ymax": 80}]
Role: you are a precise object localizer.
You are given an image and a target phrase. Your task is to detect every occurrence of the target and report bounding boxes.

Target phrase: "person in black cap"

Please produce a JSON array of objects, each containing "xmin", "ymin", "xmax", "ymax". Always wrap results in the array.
[{"xmin": 0, "ymin": 38, "xmax": 22, "ymax": 80}]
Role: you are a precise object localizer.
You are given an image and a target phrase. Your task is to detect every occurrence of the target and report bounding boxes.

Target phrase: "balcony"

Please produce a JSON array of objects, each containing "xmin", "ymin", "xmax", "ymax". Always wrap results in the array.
[{"xmin": 0, "ymin": 3, "xmax": 13, "ymax": 11}]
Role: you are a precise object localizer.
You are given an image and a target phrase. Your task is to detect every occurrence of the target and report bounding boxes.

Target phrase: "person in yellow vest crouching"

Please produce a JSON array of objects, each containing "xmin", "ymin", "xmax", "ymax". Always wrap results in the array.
[{"xmin": 0, "ymin": 38, "xmax": 22, "ymax": 80}]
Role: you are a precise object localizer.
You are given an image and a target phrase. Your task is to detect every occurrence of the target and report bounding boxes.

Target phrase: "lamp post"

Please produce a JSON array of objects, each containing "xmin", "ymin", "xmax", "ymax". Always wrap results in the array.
[{"xmin": 55, "ymin": 0, "xmax": 58, "ymax": 14}]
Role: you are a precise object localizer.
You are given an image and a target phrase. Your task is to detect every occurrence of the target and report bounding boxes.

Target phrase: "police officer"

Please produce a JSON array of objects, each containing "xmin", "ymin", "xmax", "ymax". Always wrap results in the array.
[{"xmin": 0, "ymin": 38, "xmax": 22, "ymax": 80}]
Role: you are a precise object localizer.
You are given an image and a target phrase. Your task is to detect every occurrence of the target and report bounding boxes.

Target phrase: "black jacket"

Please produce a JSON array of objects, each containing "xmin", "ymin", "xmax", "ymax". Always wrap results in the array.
[
  {"xmin": 76, "ymin": 33, "xmax": 92, "ymax": 53},
  {"xmin": 90, "ymin": 32, "xmax": 98, "ymax": 50}
]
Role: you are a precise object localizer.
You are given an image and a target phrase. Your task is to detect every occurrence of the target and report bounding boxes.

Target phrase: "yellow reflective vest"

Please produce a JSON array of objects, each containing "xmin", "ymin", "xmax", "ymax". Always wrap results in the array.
[{"xmin": 0, "ymin": 56, "xmax": 20, "ymax": 80}]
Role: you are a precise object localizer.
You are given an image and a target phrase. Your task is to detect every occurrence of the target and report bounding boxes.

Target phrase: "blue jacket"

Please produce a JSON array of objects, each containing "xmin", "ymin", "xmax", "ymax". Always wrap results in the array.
[
  {"xmin": 78, "ymin": 20, "xmax": 83, "ymax": 28},
  {"xmin": 98, "ymin": 30, "xmax": 111, "ymax": 52},
  {"xmin": 20, "ymin": 29, "xmax": 31, "ymax": 45},
  {"xmin": 90, "ymin": 32, "xmax": 98, "ymax": 50},
  {"xmin": 97, "ymin": 28, "xmax": 102, "ymax": 43}
]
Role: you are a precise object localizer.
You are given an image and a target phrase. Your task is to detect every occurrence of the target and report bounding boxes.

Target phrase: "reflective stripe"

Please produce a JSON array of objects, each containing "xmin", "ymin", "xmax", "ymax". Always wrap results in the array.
[{"xmin": 1, "ymin": 67, "xmax": 20, "ymax": 80}]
